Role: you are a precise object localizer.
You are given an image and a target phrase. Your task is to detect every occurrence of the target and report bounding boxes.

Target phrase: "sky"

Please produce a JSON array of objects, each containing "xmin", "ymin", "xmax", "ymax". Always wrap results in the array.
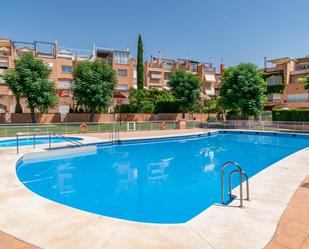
[{"xmin": 1, "ymin": 0, "xmax": 309, "ymax": 68}]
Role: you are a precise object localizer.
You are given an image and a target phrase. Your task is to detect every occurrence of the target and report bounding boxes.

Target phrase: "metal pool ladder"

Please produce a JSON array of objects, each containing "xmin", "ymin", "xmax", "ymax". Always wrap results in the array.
[
  {"xmin": 109, "ymin": 129, "xmax": 120, "ymax": 144},
  {"xmin": 221, "ymin": 162, "xmax": 250, "ymax": 207}
]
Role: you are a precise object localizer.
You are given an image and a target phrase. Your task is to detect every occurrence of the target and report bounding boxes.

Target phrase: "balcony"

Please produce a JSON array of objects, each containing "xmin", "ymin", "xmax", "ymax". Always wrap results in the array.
[
  {"xmin": 0, "ymin": 51, "xmax": 11, "ymax": 56},
  {"xmin": 205, "ymin": 67, "xmax": 216, "ymax": 74},
  {"xmin": 266, "ymin": 75, "xmax": 283, "ymax": 86},
  {"xmin": 150, "ymin": 72, "xmax": 162, "ymax": 79},
  {"xmin": 0, "ymin": 68, "xmax": 7, "ymax": 76},
  {"xmin": 205, "ymin": 88, "xmax": 215, "ymax": 96},
  {"xmin": 267, "ymin": 93, "xmax": 281, "ymax": 103},
  {"xmin": 264, "ymin": 64, "xmax": 285, "ymax": 73}
]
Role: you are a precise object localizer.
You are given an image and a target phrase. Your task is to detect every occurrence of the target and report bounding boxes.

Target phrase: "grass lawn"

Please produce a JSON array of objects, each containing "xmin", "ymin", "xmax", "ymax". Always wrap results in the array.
[{"xmin": 0, "ymin": 122, "xmax": 178, "ymax": 137}]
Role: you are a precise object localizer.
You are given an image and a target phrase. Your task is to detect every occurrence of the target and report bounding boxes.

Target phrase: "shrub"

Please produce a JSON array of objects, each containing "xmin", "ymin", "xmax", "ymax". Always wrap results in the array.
[
  {"xmin": 272, "ymin": 109, "xmax": 309, "ymax": 121},
  {"xmin": 155, "ymin": 101, "xmax": 181, "ymax": 113}
]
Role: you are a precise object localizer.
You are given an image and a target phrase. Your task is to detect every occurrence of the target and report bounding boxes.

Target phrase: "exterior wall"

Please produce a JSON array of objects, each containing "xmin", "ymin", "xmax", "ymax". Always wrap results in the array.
[
  {"xmin": 11, "ymin": 113, "xmax": 61, "ymax": 123},
  {"xmin": 65, "ymin": 113, "xmax": 214, "ymax": 123},
  {"xmin": 265, "ymin": 56, "xmax": 309, "ymax": 109},
  {"xmin": 144, "ymin": 58, "xmax": 223, "ymax": 95}
]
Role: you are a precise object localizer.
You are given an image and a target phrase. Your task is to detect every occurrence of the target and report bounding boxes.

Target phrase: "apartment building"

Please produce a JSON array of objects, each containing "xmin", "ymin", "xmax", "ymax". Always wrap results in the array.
[
  {"xmin": 144, "ymin": 56, "xmax": 223, "ymax": 98},
  {"xmin": 264, "ymin": 56, "xmax": 309, "ymax": 109},
  {"xmin": 0, "ymin": 36, "xmax": 222, "ymax": 117},
  {"xmin": 94, "ymin": 47, "xmax": 136, "ymax": 104},
  {"xmin": 0, "ymin": 38, "xmax": 137, "ymax": 117}
]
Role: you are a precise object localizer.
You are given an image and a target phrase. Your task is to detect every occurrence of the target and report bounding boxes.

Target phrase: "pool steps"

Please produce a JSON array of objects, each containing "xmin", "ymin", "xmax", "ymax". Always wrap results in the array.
[{"xmin": 21, "ymin": 146, "xmax": 97, "ymax": 164}]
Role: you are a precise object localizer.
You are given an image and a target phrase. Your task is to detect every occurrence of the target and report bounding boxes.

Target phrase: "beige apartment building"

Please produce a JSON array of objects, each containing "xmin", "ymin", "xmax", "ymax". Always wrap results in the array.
[
  {"xmin": 0, "ymin": 37, "xmax": 223, "ymax": 119},
  {"xmin": 0, "ymin": 38, "xmax": 137, "ymax": 118},
  {"xmin": 144, "ymin": 56, "xmax": 223, "ymax": 98},
  {"xmin": 264, "ymin": 56, "xmax": 309, "ymax": 109}
]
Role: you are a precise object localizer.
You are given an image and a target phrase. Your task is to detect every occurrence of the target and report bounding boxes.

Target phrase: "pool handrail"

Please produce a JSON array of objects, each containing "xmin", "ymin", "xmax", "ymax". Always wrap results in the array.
[
  {"xmin": 221, "ymin": 161, "xmax": 249, "ymax": 207},
  {"xmin": 229, "ymin": 169, "xmax": 250, "ymax": 201},
  {"xmin": 16, "ymin": 131, "xmax": 83, "ymax": 154}
]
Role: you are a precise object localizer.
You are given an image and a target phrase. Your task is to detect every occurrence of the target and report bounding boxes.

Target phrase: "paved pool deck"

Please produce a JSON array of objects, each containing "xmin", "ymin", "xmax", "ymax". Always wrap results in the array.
[{"xmin": 0, "ymin": 129, "xmax": 308, "ymax": 249}]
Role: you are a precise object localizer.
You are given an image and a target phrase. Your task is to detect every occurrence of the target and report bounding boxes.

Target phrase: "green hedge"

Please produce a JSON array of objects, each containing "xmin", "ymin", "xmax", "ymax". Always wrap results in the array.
[
  {"xmin": 267, "ymin": 85, "xmax": 284, "ymax": 94},
  {"xmin": 155, "ymin": 101, "xmax": 181, "ymax": 113},
  {"xmin": 272, "ymin": 109, "xmax": 309, "ymax": 121}
]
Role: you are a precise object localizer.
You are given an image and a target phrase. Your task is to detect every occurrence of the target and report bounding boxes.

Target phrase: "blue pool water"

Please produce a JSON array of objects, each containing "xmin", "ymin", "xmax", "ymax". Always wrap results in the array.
[
  {"xmin": 0, "ymin": 136, "xmax": 82, "ymax": 147},
  {"xmin": 16, "ymin": 131, "xmax": 309, "ymax": 224}
]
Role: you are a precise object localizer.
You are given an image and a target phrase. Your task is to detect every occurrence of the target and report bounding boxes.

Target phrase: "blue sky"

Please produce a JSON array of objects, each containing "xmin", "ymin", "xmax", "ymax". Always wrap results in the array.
[{"xmin": 1, "ymin": 0, "xmax": 309, "ymax": 68}]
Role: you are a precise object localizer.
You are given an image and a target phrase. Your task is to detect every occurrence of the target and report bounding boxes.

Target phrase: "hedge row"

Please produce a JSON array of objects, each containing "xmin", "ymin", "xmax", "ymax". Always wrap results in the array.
[
  {"xmin": 115, "ymin": 101, "xmax": 181, "ymax": 114},
  {"xmin": 272, "ymin": 109, "xmax": 309, "ymax": 121}
]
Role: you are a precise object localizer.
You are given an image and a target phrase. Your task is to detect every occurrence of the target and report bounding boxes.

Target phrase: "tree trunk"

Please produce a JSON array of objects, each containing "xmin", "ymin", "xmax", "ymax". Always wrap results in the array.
[
  {"xmin": 89, "ymin": 110, "xmax": 95, "ymax": 122},
  {"xmin": 30, "ymin": 107, "xmax": 36, "ymax": 123},
  {"xmin": 15, "ymin": 96, "xmax": 23, "ymax": 113}
]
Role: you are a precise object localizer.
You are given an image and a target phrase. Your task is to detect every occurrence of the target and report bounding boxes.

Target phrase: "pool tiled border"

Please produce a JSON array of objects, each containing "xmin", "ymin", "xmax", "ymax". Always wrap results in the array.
[{"xmin": 0, "ymin": 129, "xmax": 308, "ymax": 249}]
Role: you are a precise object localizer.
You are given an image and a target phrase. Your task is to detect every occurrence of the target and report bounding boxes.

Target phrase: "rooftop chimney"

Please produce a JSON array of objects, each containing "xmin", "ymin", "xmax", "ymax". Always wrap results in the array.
[{"xmin": 220, "ymin": 58, "xmax": 225, "ymax": 75}]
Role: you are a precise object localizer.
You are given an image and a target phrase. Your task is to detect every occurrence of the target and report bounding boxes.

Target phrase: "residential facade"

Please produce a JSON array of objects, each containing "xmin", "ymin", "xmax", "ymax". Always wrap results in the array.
[
  {"xmin": 144, "ymin": 56, "xmax": 223, "ymax": 98},
  {"xmin": 0, "ymin": 37, "xmax": 223, "ymax": 117},
  {"xmin": 264, "ymin": 56, "xmax": 309, "ymax": 109},
  {"xmin": 0, "ymin": 38, "xmax": 137, "ymax": 117},
  {"xmin": 95, "ymin": 47, "xmax": 137, "ymax": 105}
]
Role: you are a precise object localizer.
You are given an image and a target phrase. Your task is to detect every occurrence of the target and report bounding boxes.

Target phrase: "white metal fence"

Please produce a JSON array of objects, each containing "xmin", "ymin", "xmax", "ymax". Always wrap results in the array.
[{"xmin": 0, "ymin": 120, "xmax": 309, "ymax": 137}]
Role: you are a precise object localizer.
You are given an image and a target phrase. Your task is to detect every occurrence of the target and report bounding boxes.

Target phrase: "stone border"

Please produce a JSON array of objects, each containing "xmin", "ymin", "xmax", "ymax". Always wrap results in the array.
[{"xmin": 0, "ymin": 131, "xmax": 308, "ymax": 249}]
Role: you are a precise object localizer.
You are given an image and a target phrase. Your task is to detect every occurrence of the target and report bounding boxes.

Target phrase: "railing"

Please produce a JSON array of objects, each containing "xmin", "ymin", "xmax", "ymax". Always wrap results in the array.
[
  {"xmin": 221, "ymin": 162, "xmax": 250, "ymax": 207},
  {"xmin": 205, "ymin": 120, "xmax": 309, "ymax": 133},
  {"xmin": 1, "ymin": 120, "xmax": 309, "ymax": 137},
  {"xmin": 16, "ymin": 131, "xmax": 83, "ymax": 154}
]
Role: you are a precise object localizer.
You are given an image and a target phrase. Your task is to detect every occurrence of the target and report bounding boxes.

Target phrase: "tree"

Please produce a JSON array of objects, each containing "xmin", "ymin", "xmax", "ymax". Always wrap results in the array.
[
  {"xmin": 3, "ymin": 70, "xmax": 23, "ymax": 113},
  {"xmin": 137, "ymin": 34, "xmax": 144, "ymax": 90},
  {"xmin": 219, "ymin": 63, "xmax": 266, "ymax": 119},
  {"xmin": 72, "ymin": 60, "xmax": 117, "ymax": 122},
  {"xmin": 167, "ymin": 70, "xmax": 201, "ymax": 117},
  {"xmin": 3, "ymin": 53, "xmax": 58, "ymax": 123},
  {"xmin": 298, "ymin": 74, "xmax": 309, "ymax": 91},
  {"xmin": 114, "ymin": 88, "xmax": 175, "ymax": 114}
]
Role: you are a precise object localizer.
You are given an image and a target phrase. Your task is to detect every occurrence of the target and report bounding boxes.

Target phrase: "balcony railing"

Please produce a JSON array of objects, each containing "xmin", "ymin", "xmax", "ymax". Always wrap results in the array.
[{"xmin": 0, "ymin": 51, "xmax": 11, "ymax": 56}]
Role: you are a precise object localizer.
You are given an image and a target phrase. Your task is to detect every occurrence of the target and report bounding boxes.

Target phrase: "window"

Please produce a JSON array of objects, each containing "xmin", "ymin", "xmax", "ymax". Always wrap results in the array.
[
  {"xmin": 61, "ymin": 65, "xmax": 73, "ymax": 73},
  {"xmin": 0, "ymin": 76, "xmax": 5, "ymax": 84},
  {"xmin": 117, "ymin": 69, "xmax": 128, "ymax": 77},
  {"xmin": 0, "ymin": 58, "xmax": 8, "ymax": 69},
  {"xmin": 114, "ymin": 51, "xmax": 130, "ymax": 64},
  {"xmin": 286, "ymin": 93, "xmax": 309, "ymax": 103},
  {"xmin": 58, "ymin": 81, "xmax": 72, "ymax": 89},
  {"xmin": 150, "ymin": 72, "xmax": 161, "ymax": 79},
  {"xmin": 116, "ymin": 84, "xmax": 128, "ymax": 91},
  {"xmin": 296, "ymin": 63, "xmax": 309, "ymax": 71},
  {"xmin": 267, "ymin": 93, "xmax": 281, "ymax": 102},
  {"xmin": 267, "ymin": 75, "xmax": 282, "ymax": 85}
]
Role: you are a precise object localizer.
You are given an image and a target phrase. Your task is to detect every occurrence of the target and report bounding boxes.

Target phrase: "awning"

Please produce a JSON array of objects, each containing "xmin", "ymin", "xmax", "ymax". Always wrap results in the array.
[
  {"xmin": 205, "ymin": 74, "xmax": 216, "ymax": 82},
  {"xmin": 150, "ymin": 73, "xmax": 162, "ymax": 79},
  {"xmin": 114, "ymin": 92, "xmax": 127, "ymax": 99},
  {"xmin": 164, "ymin": 86, "xmax": 170, "ymax": 90}
]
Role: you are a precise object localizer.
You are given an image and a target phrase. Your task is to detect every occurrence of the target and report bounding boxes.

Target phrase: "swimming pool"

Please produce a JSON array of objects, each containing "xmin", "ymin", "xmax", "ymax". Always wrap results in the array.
[
  {"xmin": 16, "ymin": 131, "xmax": 309, "ymax": 224},
  {"xmin": 0, "ymin": 136, "xmax": 83, "ymax": 147}
]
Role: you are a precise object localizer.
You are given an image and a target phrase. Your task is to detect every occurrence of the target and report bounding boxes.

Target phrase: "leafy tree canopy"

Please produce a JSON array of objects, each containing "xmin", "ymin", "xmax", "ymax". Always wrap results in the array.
[
  {"xmin": 298, "ymin": 74, "xmax": 309, "ymax": 91},
  {"xmin": 72, "ymin": 60, "xmax": 117, "ymax": 122},
  {"xmin": 167, "ymin": 70, "xmax": 201, "ymax": 114},
  {"xmin": 3, "ymin": 53, "xmax": 57, "ymax": 122},
  {"xmin": 219, "ymin": 63, "xmax": 266, "ymax": 119}
]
